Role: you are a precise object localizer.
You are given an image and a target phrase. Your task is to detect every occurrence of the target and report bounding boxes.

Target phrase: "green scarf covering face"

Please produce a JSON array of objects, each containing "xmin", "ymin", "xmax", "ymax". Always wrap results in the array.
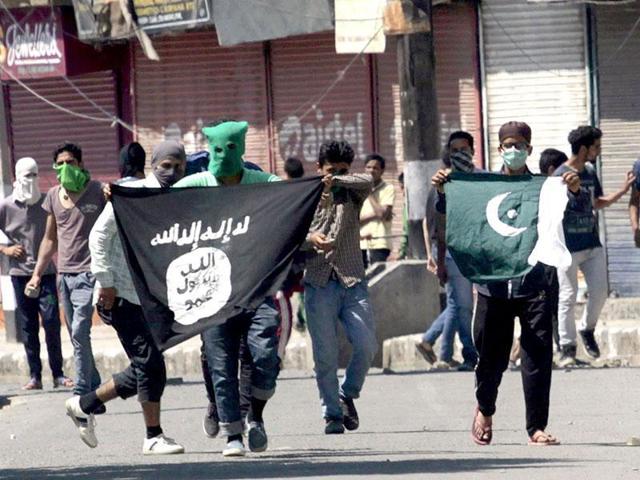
[
  {"xmin": 202, "ymin": 121, "xmax": 248, "ymax": 178},
  {"xmin": 53, "ymin": 163, "xmax": 90, "ymax": 192}
]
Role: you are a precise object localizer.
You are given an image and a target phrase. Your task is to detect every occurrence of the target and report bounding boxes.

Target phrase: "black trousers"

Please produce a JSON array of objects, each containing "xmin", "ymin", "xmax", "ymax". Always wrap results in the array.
[
  {"xmin": 200, "ymin": 334, "xmax": 253, "ymax": 419},
  {"xmin": 474, "ymin": 292, "xmax": 553, "ymax": 437},
  {"xmin": 98, "ymin": 298, "xmax": 166, "ymax": 403}
]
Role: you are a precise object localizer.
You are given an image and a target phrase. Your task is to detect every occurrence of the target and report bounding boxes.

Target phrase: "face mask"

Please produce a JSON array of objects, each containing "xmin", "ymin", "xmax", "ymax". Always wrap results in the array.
[
  {"xmin": 13, "ymin": 157, "xmax": 41, "ymax": 206},
  {"xmin": 153, "ymin": 166, "xmax": 183, "ymax": 188},
  {"xmin": 449, "ymin": 151, "xmax": 474, "ymax": 173},
  {"xmin": 501, "ymin": 147, "xmax": 528, "ymax": 170},
  {"xmin": 53, "ymin": 163, "xmax": 90, "ymax": 192},
  {"xmin": 202, "ymin": 121, "xmax": 248, "ymax": 178}
]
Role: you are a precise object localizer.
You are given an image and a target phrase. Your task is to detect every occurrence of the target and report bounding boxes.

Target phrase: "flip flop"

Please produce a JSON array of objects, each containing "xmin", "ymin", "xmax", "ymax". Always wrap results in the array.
[
  {"xmin": 471, "ymin": 406, "xmax": 492, "ymax": 446},
  {"xmin": 528, "ymin": 430, "xmax": 560, "ymax": 446}
]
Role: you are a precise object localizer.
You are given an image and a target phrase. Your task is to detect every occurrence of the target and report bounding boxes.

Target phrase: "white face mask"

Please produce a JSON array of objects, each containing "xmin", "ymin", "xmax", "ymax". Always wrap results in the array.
[{"xmin": 13, "ymin": 157, "xmax": 41, "ymax": 206}]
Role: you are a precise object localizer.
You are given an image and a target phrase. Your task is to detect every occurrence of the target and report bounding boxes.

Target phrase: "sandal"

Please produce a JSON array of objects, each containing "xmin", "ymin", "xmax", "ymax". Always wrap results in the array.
[
  {"xmin": 528, "ymin": 430, "xmax": 560, "ymax": 446},
  {"xmin": 471, "ymin": 406, "xmax": 492, "ymax": 446}
]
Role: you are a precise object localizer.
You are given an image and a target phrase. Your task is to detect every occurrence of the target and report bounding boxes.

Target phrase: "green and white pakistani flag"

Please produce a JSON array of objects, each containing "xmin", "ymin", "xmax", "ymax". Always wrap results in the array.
[{"xmin": 444, "ymin": 172, "xmax": 572, "ymax": 283}]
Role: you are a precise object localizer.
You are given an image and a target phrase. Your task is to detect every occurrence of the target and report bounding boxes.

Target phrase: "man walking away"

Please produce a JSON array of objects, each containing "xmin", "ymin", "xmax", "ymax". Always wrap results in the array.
[{"xmin": 0, "ymin": 158, "xmax": 72, "ymax": 391}]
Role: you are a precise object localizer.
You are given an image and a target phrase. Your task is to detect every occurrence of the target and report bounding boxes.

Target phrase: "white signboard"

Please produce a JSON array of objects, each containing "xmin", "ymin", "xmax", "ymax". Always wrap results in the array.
[{"xmin": 335, "ymin": 0, "xmax": 386, "ymax": 54}]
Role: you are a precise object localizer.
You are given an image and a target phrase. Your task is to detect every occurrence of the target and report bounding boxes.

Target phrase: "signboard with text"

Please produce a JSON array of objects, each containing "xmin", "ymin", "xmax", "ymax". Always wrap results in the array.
[
  {"xmin": 0, "ymin": 8, "xmax": 66, "ymax": 80},
  {"xmin": 133, "ymin": 0, "xmax": 210, "ymax": 31}
]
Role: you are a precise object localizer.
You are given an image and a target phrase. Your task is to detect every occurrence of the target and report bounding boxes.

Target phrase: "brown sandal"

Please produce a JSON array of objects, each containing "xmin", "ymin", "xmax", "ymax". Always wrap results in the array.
[
  {"xmin": 528, "ymin": 430, "xmax": 560, "ymax": 446},
  {"xmin": 471, "ymin": 407, "xmax": 492, "ymax": 446}
]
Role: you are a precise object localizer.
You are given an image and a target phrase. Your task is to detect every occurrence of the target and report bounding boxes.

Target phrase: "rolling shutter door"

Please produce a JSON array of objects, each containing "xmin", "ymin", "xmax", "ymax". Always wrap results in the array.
[
  {"xmin": 481, "ymin": 0, "xmax": 589, "ymax": 171},
  {"xmin": 134, "ymin": 31, "xmax": 270, "ymax": 171},
  {"xmin": 8, "ymin": 71, "xmax": 120, "ymax": 188}
]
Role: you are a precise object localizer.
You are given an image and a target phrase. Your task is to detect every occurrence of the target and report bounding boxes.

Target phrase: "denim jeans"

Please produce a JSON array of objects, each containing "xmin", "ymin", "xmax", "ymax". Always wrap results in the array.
[
  {"xmin": 305, "ymin": 279, "xmax": 377, "ymax": 420},
  {"xmin": 58, "ymin": 272, "xmax": 101, "ymax": 395},
  {"xmin": 557, "ymin": 246, "xmax": 608, "ymax": 347},
  {"xmin": 12, "ymin": 274, "xmax": 64, "ymax": 380},
  {"xmin": 422, "ymin": 255, "xmax": 477, "ymax": 365},
  {"xmin": 203, "ymin": 300, "xmax": 280, "ymax": 436}
]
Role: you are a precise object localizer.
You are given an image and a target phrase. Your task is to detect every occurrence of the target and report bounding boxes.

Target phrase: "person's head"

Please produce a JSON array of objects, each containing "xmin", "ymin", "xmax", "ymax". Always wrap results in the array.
[
  {"xmin": 52, "ymin": 142, "xmax": 89, "ymax": 192},
  {"xmin": 202, "ymin": 120, "xmax": 248, "ymax": 178},
  {"xmin": 364, "ymin": 153, "xmax": 385, "ymax": 184},
  {"xmin": 398, "ymin": 172, "xmax": 404, "ymax": 192},
  {"xmin": 568, "ymin": 125, "xmax": 602, "ymax": 163},
  {"xmin": 151, "ymin": 140, "xmax": 186, "ymax": 187},
  {"xmin": 447, "ymin": 131, "xmax": 475, "ymax": 173},
  {"xmin": 498, "ymin": 121, "xmax": 532, "ymax": 172},
  {"xmin": 53, "ymin": 142, "xmax": 82, "ymax": 168},
  {"xmin": 284, "ymin": 157, "xmax": 304, "ymax": 179},
  {"xmin": 317, "ymin": 140, "xmax": 354, "ymax": 175},
  {"xmin": 13, "ymin": 157, "xmax": 40, "ymax": 205},
  {"xmin": 119, "ymin": 142, "xmax": 146, "ymax": 178},
  {"xmin": 539, "ymin": 148, "xmax": 568, "ymax": 176}
]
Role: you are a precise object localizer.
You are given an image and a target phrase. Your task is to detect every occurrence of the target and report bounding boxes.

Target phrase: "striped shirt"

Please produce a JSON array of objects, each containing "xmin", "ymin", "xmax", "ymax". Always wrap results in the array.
[{"xmin": 304, "ymin": 173, "xmax": 373, "ymax": 288}]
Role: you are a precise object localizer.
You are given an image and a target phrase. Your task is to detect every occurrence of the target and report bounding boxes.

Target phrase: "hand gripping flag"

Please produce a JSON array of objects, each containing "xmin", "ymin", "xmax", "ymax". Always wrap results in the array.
[
  {"xmin": 443, "ymin": 172, "xmax": 572, "ymax": 283},
  {"xmin": 111, "ymin": 177, "xmax": 323, "ymax": 350}
]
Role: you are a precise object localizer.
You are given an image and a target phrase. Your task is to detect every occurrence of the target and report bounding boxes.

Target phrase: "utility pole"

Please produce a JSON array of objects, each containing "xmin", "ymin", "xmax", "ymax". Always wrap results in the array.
[{"xmin": 396, "ymin": 0, "xmax": 439, "ymax": 258}]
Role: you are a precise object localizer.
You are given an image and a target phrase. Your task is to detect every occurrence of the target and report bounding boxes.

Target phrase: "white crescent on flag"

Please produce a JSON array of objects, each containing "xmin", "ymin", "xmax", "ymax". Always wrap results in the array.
[{"xmin": 485, "ymin": 192, "xmax": 527, "ymax": 237}]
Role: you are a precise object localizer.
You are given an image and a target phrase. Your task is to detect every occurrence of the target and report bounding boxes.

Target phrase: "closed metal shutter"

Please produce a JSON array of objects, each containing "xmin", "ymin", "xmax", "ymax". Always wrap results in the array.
[
  {"xmin": 596, "ymin": 4, "xmax": 640, "ymax": 296},
  {"xmin": 481, "ymin": 0, "xmax": 589, "ymax": 171},
  {"xmin": 375, "ymin": 1, "xmax": 483, "ymax": 247},
  {"xmin": 8, "ymin": 71, "xmax": 120, "ymax": 188},
  {"xmin": 270, "ymin": 31, "xmax": 375, "ymax": 174},
  {"xmin": 133, "ymin": 31, "xmax": 270, "ymax": 171}
]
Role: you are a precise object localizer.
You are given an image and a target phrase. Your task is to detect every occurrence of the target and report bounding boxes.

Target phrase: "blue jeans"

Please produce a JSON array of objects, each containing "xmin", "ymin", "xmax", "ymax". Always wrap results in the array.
[
  {"xmin": 423, "ymin": 256, "xmax": 477, "ymax": 365},
  {"xmin": 305, "ymin": 279, "xmax": 377, "ymax": 420},
  {"xmin": 203, "ymin": 300, "xmax": 280, "ymax": 436},
  {"xmin": 58, "ymin": 272, "xmax": 101, "ymax": 395},
  {"xmin": 12, "ymin": 274, "xmax": 64, "ymax": 380}
]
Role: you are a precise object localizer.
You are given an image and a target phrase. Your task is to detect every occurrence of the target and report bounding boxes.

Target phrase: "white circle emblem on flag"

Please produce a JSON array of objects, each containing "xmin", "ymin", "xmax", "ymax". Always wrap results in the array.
[
  {"xmin": 486, "ymin": 192, "xmax": 528, "ymax": 237},
  {"xmin": 166, "ymin": 247, "xmax": 232, "ymax": 325}
]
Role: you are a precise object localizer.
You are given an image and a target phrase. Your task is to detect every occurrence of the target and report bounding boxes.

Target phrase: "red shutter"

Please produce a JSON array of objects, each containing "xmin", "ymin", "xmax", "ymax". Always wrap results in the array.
[
  {"xmin": 133, "ymin": 31, "xmax": 270, "ymax": 171},
  {"xmin": 374, "ymin": 1, "xmax": 482, "ymax": 249},
  {"xmin": 8, "ymin": 71, "xmax": 121, "ymax": 189},
  {"xmin": 270, "ymin": 31, "xmax": 375, "ymax": 175}
]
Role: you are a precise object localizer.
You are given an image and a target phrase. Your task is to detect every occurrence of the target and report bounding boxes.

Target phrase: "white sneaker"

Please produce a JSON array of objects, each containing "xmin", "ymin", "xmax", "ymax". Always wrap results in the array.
[
  {"xmin": 65, "ymin": 396, "xmax": 98, "ymax": 448},
  {"xmin": 222, "ymin": 439, "xmax": 246, "ymax": 457},
  {"xmin": 143, "ymin": 434, "xmax": 185, "ymax": 455}
]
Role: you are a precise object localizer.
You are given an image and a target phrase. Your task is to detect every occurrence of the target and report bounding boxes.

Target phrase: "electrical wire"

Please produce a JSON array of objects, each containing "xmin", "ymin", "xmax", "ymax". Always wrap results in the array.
[{"xmin": 0, "ymin": 0, "xmax": 134, "ymax": 131}]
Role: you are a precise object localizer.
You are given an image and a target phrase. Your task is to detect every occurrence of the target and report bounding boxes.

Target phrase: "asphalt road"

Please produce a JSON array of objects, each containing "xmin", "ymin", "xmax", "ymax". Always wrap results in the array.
[{"xmin": 1, "ymin": 368, "xmax": 640, "ymax": 479}]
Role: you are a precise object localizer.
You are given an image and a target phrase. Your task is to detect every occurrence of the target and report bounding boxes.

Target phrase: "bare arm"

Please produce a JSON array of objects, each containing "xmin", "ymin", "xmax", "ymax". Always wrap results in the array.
[
  {"xmin": 28, "ymin": 214, "xmax": 57, "ymax": 287},
  {"xmin": 630, "ymin": 187, "xmax": 640, "ymax": 232},
  {"xmin": 595, "ymin": 171, "xmax": 635, "ymax": 209}
]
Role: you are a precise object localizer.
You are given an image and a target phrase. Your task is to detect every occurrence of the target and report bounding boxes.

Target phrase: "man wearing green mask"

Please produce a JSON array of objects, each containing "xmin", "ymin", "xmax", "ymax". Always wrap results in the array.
[
  {"xmin": 27, "ymin": 142, "xmax": 106, "ymax": 401},
  {"xmin": 174, "ymin": 120, "xmax": 281, "ymax": 458}
]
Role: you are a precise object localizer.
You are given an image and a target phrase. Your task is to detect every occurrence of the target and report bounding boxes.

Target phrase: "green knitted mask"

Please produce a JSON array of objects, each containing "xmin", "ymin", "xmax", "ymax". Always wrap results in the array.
[{"xmin": 202, "ymin": 121, "xmax": 248, "ymax": 178}]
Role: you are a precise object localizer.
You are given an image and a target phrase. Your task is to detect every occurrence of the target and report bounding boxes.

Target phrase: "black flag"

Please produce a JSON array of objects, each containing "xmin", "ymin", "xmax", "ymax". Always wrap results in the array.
[{"xmin": 111, "ymin": 177, "xmax": 323, "ymax": 350}]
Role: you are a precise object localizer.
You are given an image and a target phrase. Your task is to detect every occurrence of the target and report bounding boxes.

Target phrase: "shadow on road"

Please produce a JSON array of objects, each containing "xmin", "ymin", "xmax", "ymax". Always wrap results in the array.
[{"xmin": 0, "ymin": 456, "xmax": 578, "ymax": 479}]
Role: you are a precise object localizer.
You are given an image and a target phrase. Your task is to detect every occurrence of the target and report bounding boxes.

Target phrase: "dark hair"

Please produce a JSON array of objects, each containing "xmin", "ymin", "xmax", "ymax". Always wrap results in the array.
[
  {"xmin": 318, "ymin": 140, "xmax": 355, "ymax": 166},
  {"xmin": 284, "ymin": 157, "xmax": 304, "ymax": 178},
  {"xmin": 568, "ymin": 126, "xmax": 602, "ymax": 155},
  {"xmin": 119, "ymin": 142, "xmax": 146, "ymax": 177},
  {"xmin": 447, "ymin": 131, "xmax": 474, "ymax": 150},
  {"xmin": 364, "ymin": 153, "xmax": 386, "ymax": 170},
  {"xmin": 398, "ymin": 172, "xmax": 404, "ymax": 185},
  {"xmin": 53, "ymin": 142, "xmax": 82, "ymax": 164},
  {"xmin": 539, "ymin": 148, "xmax": 568, "ymax": 175}
]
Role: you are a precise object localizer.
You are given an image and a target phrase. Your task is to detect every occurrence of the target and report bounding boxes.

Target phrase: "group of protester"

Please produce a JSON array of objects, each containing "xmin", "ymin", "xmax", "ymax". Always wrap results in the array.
[{"xmin": 0, "ymin": 116, "xmax": 633, "ymax": 455}]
